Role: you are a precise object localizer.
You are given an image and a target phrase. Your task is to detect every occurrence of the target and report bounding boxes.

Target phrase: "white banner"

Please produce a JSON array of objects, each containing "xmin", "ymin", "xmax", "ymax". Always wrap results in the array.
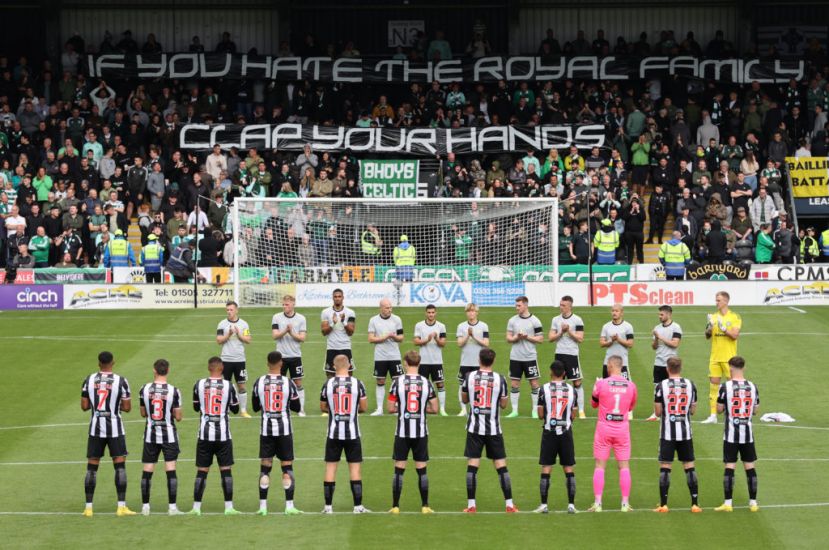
[
  {"xmin": 406, "ymin": 282, "xmax": 472, "ymax": 306},
  {"xmin": 756, "ymin": 280, "xmax": 829, "ymax": 305},
  {"xmin": 64, "ymin": 284, "xmax": 234, "ymax": 309},
  {"xmin": 294, "ymin": 283, "xmax": 407, "ymax": 307},
  {"xmin": 750, "ymin": 264, "xmax": 829, "ymax": 282}
]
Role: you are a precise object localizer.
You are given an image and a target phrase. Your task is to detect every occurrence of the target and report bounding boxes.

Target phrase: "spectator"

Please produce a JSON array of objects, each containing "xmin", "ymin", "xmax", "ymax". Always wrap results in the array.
[
  {"xmin": 427, "ymin": 30, "xmax": 452, "ymax": 61},
  {"xmin": 755, "ymin": 224, "xmax": 775, "ymax": 263},
  {"xmin": 750, "ymin": 188, "xmax": 777, "ymax": 232}
]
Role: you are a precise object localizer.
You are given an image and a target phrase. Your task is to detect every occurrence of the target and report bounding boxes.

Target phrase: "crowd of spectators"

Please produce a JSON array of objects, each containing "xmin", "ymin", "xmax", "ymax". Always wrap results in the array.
[{"xmin": 1, "ymin": 26, "xmax": 829, "ymax": 278}]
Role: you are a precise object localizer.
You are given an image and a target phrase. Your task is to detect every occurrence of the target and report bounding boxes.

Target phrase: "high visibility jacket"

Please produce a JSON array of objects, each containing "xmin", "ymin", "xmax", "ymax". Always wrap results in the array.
[
  {"xmin": 393, "ymin": 245, "xmax": 416, "ymax": 266},
  {"xmin": 593, "ymin": 229, "xmax": 619, "ymax": 265},
  {"xmin": 821, "ymin": 229, "xmax": 829, "ymax": 256},
  {"xmin": 166, "ymin": 245, "xmax": 191, "ymax": 274},
  {"xmin": 801, "ymin": 236, "xmax": 819, "ymax": 259},
  {"xmin": 361, "ymin": 230, "xmax": 380, "ymax": 255},
  {"xmin": 104, "ymin": 237, "xmax": 134, "ymax": 267},
  {"xmin": 658, "ymin": 239, "xmax": 691, "ymax": 277},
  {"xmin": 140, "ymin": 242, "xmax": 164, "ymax": 273}
]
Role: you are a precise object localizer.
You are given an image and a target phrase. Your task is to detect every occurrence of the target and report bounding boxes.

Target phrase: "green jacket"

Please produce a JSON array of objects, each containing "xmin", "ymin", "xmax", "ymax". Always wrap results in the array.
[
  {"xmin": 755, "ymin": 231, "xmax": 775, "ymax": 263},
  {"xmin": 30, "ymin": 235, "xmax": 50, "ymax": 263},
  {"xmin": 631, "ymin": 141, "xmax": 650, "ymax": 166},
  {"xmin": 33, "ymin": 175, "xmax": 53, "ymax": 201}
]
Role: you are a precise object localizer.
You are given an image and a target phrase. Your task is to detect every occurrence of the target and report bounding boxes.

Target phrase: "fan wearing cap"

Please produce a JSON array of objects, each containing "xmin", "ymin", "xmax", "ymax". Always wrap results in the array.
[
  {"xmin": 393, "ymin": 235, "xmax": 416, "ymax": 282},
  {"xmin": 593, "ymin": 218, "xmax": 620, "ymax": 265},
  {"xmin": 103, "ymin": 229, "xmax": 136, "ymax": 268},
  {"xmin": 140, "ymin": 234, "xmax": 165, "ymax": 283}
]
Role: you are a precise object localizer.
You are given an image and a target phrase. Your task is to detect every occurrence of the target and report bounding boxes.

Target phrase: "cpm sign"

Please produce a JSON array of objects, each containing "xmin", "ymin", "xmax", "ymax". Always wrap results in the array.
[{"xmin": 592, "ymin": 283, "xmax": 696, "ymax": 306}]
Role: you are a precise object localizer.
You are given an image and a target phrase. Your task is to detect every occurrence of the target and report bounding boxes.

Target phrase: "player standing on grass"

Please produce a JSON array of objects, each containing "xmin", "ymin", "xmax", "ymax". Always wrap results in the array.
[
  {"xmin": 647, "ymin": 305, "xmax": 683, "ymax": 421},
  {"xmin": 321, "ymin": 288, "xmax": 357, "ymax": 380},
  {"xmin": 414, "ymin": 304, "xmax": 449, "ymax": 416},
  {"xmin": 653, "ymin": 357, "xmax": 701, "ymax": 513},
  {"xmin": 216, "ymin": 301, "xmax": 252, "ymax": 418},
  {"xmin": 368, "ymin": 298, "xmax": 404, "ymax": 416},
  {"xmin": 599, "ymin": 304, "xmax": 635, "ymax": 382},
  {"xmin": 190, "ymin": 357, "xmax": 240, "ymax": 516},
  {"xmin": 588, "ymin": 355, "xmax": 637, "ymax": 513},
  {"xmin": 456, "ymin": 303, "xmax": 490, "ymax": 416},
  {"xmin": 81, "ymin": 351, "xmax": 134, "ymax": 517},
  {"xmin": 534, "ymin": 360, "xmax": 577, "ymax": 514},
  {"xmin": 506, "ymin": 296, "xmax": 544, "ymax": 418},
  {"xmin": 138, "ymin": 359, "xmax": 183, "ymax": 516},
  {"xmin": 715, "ymin": 356, "xmax": 760, "ymax": 512},
  {"xmin": 272, "ymin": 294, "xmax": 308, "ymax": 416},
  {"xmin": 461, "ymin": 348, "xmax": 517, "ymax": 513},
  {"xmin": 702, "ymin": 291, "xmax": 742, "ymax": 424},
  {"xmin": 387, "ymin": 350, "xmax": 438, "ymax": 514},
  {"xmin": 252, "ymin": 351, "xmax": 303, "ymax": 516},
  {"xmin": 548, "ymin": 295, "xmax": 587, "ymax": 419},
  {"xmin": 320, "ymin": 355, "xmax": 370, "ymax": 514}
]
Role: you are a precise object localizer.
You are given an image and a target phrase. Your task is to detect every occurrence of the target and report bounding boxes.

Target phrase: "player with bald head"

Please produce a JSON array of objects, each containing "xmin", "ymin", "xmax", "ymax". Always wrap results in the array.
[
  {"xmin": 368, "ymin": 298, "xmax": 405, "ymax": 416},
  {"xmin": 599, "ymin": 304, "xmax": 635, "ymax": 384}
]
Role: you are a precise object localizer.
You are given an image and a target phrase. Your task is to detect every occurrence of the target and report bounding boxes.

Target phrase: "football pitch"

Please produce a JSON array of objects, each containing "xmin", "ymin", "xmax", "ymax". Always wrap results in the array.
[{"xmin": 1, "ymin": 305, "xmax": 827, "ymax": 549}]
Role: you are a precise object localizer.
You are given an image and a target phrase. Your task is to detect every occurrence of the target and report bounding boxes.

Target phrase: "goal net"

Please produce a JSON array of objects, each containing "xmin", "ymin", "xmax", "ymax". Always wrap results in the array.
[{"xmin": 231, "ymin": 198, "xmax": 559, "ymax": 307}]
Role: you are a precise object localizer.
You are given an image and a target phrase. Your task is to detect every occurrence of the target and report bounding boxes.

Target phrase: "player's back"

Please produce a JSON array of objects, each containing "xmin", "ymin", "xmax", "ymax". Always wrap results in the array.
[
  {"xmin": 321, "ymin": 376, "xmax": 365, "ymax": 440},
  {"xmin": 139, "ymin": 382, "xmax": 181, "ymax": 443},
  {"xmin": 389, "ymin": 374, "xmax": 435, "ymax": 438},
  {"xmin": 83, "ymin": 372, "xmax": 131, "ymax": 438},
  {"xmin": 593, "ymin": 375, "xmax": 637, "ymax": 432},
  {"xmin": 464, "ymin": 370, "xmax": 507, "ymax": 436},
  {"xmin": 193, "ymin": 377, "xmax": 237, "ymax": 442}
]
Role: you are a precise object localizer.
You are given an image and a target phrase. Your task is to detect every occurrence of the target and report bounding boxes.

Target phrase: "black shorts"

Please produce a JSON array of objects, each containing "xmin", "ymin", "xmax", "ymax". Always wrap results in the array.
[
  {"xmin": 418, "ymin": 364, "xmax": 445, "ymax": 383},
  {"xmin": 281, "ymin": 357, "xmax": 304, "ymax": 380},
  {"xmin": 464, "ymin": 432, "xmax": 507, "ymax": 460},
  {"xmin": 374, "ymin": 360, "xmax": 403, "ymax": 379},
  {"xmin": 196, "ymin": 439, "xmax": 234, "ymax": 468},
  {"xmin": 142, "ymin": 441, "xmax": 180, "ymax": 463},
  {"xmin": 87, "ymin": 435, "xmax": 128, "ymax": 459},
  {"xmin": 555, "ymin": 354, "xmax": 582, "ymax": 381},
  {"xmin": 723, "ymin": 441, "xmax": 757, "ymax": 463},
  {"xmin": 602, "ymin": 364, "xmax": 631, "ymax": 380},
  {"xmin": 509, "ymin": 359, "xmax": 540, "ymax": 380},
  {"xmin": 653, "ymin": 365, "xmax": 669, "ymax": 384},
  {"xmin": 393, "ymin": 435, "xmax": 429, "ymax": 462},
  {"xmin": 659, "ymin": 439, "xmax": 695, "ymax": 463},
  {"xmin": 325, "ymin": 438, "xmax": 363, "ymax": 463},
  {"xmin": 539, "ymin": 430, "xmax": 576, "ymax": 467},
  {"xmin": 221, "ymin": 361, "xmax": 247, "ymax": 384},
  {"xmin": 259, "ymin": 435, "xmax": 295, "ymax": 461},
  {"xmin": 324, "ymin": 349, "xmax": 354, "ymax": 373},
  {"xmin": 458, "ymin": 366, "xmax": 479, "ymax": 383}
]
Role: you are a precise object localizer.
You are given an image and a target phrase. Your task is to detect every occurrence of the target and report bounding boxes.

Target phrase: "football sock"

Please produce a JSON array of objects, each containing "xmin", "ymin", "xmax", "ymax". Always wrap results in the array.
[
  {"xmin": 166, "ymin": 471, "xmax": 178, "ymax": 505},
  {"xmin": 259, "ymin": 465, "xmax": 272, "ymax": 500},
  {"xmin": 416, "ymin": 467, "xmax": 429, "ymax": 506},
  {"xmin": 746, "ymin": 468, "xmax": 758, "ymax": 500},
  {"xmin": 324, "ymin": 481, "xmax": 335, "ymax": 505},
  {"xmin": 437, "ymin": 388, "xmax": 446, "ymax": 410},
  {"xmin": 531, "ymin": 387, "xmax": 540, "ymax": 410},
  {"xmin": 375, "ymin": 385, "xmax": 386, "ymax": 411},
  {"xmin": 565, "ymin": 472, "xmax": 576, "ymax": 505},
  {"xmin": 114, "ymin": 463, "xmax": 127, "ymax": 503},
  {"xmin": 539, "ymin": 473, "xmax": 551, "ymax": 505},
  {"xmin": 239, "ymin": 390, "xmax": 248, "ymax": 413},
  {"xmin": 350, "ymin": 480, "xmax": 363, "ymax": 506},
  {"xmin": 510, "ymin": 387, "xmax": 520, "ymax": 412},
  {"xmin": 466, "ymin": 465, "xmax": 478, "ymax": 501},
  {"xmin": 458, "ymin": 386, "xmax": 465, "ymax": 409},
  {"xmin": 297, "ymin": 387, "xmax": 306, "ymax": 412},
  {"xmin": 593, "ymin": 468, "xmax": 605, "ymax": 502},
  {"xmin": 724, "ymin": 468, "xmax": 735, "ymax": 501},
  {"xmin": 282, "ymin": 465, "xmax": 295, "ymax": 502},
  {"xmin": 685, "ymin": 468, "xmax": 698, "ymax": 506},
  {"xmin": 575, "ymin": 385, "xmax": 585, "ymax": 412},
  {"xmin": 141, "ymin": 471, "xmax": 153, "ymax": 505},
  {"xmin": 619, "ymin": 468, "xmax": 631, "ymax": 503},
  {"xmin": 497, "ymin": 466, "xmax": 512, "ymax": 500},
  {"xmin": 193, "ymin": 471, "xmax": 207, "ymax": 503},
  {"xmin": 392, "ymin": 467, "xmax": 405, "ymax": 507},
  {"xmin": 84, "ymin": 463, "xmax": 98, "ymax": 505},
  {"xmin": 709, "ymin": 383, "xmax": 719, "ymax": 415},
  {"xmin": 220, "ymin": 470, "xmax": 233, "ymax": 504},
  {"xmin": 659, "ymin": 468, "xmax": 671, "ymax": 506}
]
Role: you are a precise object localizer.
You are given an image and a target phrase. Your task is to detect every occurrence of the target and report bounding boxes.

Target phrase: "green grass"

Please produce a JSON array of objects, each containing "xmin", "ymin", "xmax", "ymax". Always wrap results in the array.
[{"xmin": 1, "ymin": 305, "xmax": 827, "ymax": 549}]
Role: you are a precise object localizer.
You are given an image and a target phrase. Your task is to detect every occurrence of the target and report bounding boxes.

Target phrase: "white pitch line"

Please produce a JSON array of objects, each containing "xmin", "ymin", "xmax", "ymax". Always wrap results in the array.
[
  {"xmin": 1, "ymin": 502, "xmax": 828, "ymax": 516},
  {"xmin": 788, "ymin": 306, "xmax": 807, "ymax": 314}
]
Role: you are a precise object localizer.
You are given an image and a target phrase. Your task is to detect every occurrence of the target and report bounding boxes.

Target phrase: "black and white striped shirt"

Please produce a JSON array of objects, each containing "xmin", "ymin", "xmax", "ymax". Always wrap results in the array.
[
  {"xmin": 462, "ymin": 370, "xmax": 507, "ymax": 436},
  {"xmin": 718, "ymin": 380, "xmax": 760, "ymax": 444},
  {"xmin": 320, "ymin": 376, "xmax": 366, "ymax": 441},
  {"xmin": 389, "ymin": 374, "xmax": 436, "ymax": 438},
  {"xmin": 193, "ymin": 378, "xmax": 238, "ymax": 442},
  {"xmin": 538, "ymin": 381, "xmax": 576, "ymax": 435},
  {"xmin": 252, "ymin": 374, "xmax": 299, "ymax": 437},
  {"xmin": 82, "ymin": 372, "xmax": 131, "ymax": 438},
  {"xmin": 654, "ymin": 377, "xmax": 697, "ymax": 441},
  {"xmin": 139, "ymin": 382, "xmax": 181, "ymax": 444}
]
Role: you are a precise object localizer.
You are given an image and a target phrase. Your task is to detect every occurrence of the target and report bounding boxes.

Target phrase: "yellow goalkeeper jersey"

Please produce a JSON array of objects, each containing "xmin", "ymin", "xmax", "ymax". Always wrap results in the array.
[{"xmin": 709, "ymin": 309, "xmax": 741, "ymax": 362}]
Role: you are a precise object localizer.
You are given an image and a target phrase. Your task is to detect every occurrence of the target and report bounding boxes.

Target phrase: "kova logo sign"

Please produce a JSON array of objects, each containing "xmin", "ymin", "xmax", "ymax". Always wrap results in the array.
[
  {"xmin": 408, "ymin": 283, "xmax": 470, "ymax": 305},
  {"xmin": 0, "ymin": 285, "xmax": 63, "ymax": 310}
]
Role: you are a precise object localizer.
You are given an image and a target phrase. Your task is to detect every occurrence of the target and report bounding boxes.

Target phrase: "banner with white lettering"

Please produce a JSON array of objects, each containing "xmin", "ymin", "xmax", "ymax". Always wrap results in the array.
[
  {"xmin": 359, "ymin": 159, "xmax": 424, "ymax": 198},
  {"xmin": 178, "ymin": 123, "xmax": 607, "ymax": 153},
  {"xmin": 87, "ymin": 54, "xmax": 804, "ymax": 84}
]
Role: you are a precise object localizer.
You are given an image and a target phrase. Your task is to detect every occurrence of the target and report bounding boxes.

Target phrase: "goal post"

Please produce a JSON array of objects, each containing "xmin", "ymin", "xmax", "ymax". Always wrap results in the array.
[{"xmin": 231, "ymin": 197, "xmax": 559, "ymax": 308}]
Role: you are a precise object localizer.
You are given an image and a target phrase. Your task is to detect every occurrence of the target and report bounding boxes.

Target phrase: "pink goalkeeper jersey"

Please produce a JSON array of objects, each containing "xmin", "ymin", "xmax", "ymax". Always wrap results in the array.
[{"xmin": 592, "ymin": 375, "xmax": 637, "ymax": 432}]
